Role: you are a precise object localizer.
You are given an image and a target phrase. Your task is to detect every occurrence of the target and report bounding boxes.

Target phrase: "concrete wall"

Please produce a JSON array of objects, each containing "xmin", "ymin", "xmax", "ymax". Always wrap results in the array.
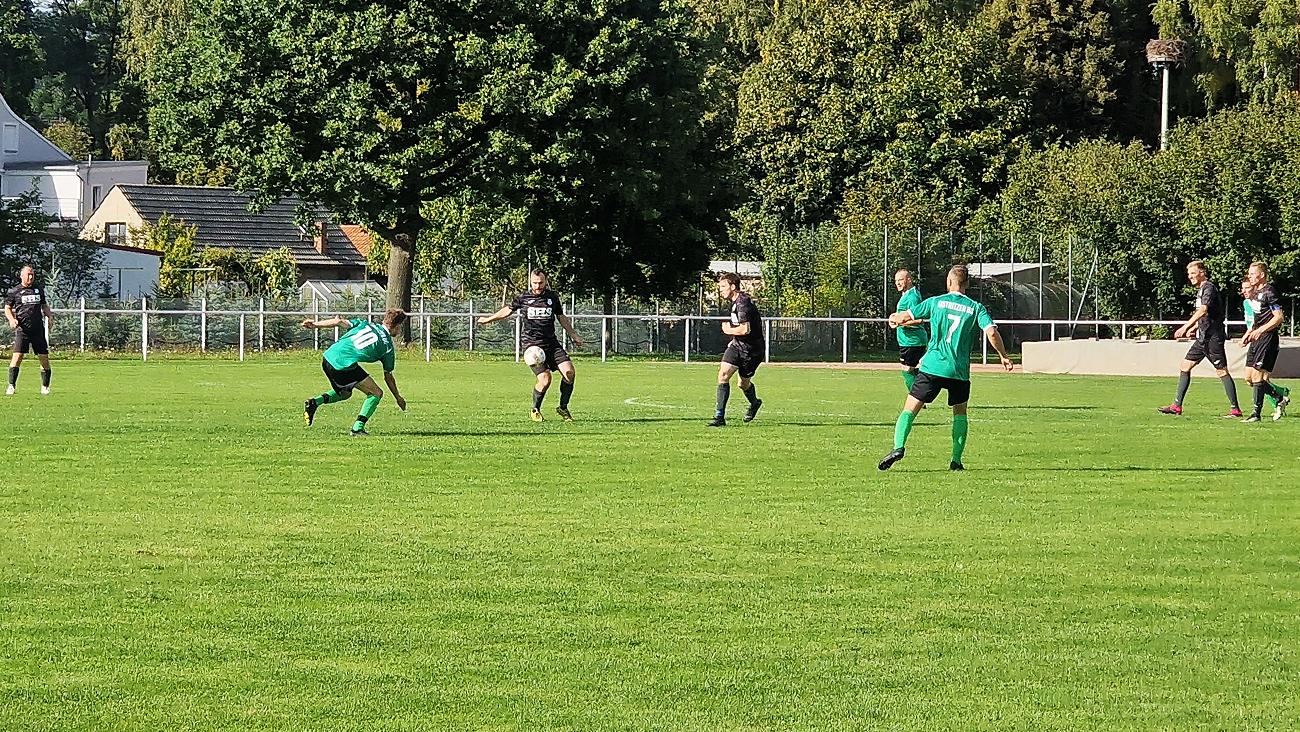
[{"xmin": 1023, "ymin": 338, "xmax": 1300, "ymax": 378}]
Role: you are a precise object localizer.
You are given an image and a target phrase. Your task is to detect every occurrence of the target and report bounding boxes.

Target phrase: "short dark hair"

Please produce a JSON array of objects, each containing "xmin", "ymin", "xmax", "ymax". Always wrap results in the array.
[
  {"xmin": 717, "ymin": 271, "xmax": 741, "ymax": 288},
  {"xmin": 530, "ymin": 268, "xmax": 548, "ymax": 278},
  {"xmin": 383, "ymin": 308, "xmax": 408, "ymax": 328}
]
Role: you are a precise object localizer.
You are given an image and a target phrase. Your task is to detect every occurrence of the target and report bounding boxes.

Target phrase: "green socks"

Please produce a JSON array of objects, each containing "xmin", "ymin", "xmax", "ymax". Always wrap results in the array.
[
  {"xmin": 952, "ymin": 415, "xmax": 969, "ymax": 463},
  {"xmin": 314, "ymin": 390, "xmax": 346, "ymax": 406},
  {"xmin": 893, "ymin": 410, "xmax": 916, "ymax": 450},
  {"xmin": 902, "ymin": 370, "xmax": 916, "ymax": 391},
  {"xmin": 352, "ymin": 394, "xmax": 381, "ymax": 432}
]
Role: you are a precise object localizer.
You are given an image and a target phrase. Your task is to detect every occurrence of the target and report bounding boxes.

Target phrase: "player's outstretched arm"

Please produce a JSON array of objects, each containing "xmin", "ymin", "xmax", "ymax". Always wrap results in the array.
[
  {"xmin": 888, "ymin": 309, "xmax": 915, "ymax": 328},
  {"xmin": 985, "ymin": 325, "xmax": 1014, "ymax": 372},
  {"xmin": 476, "ymin": 305, "xmax": 513, "ymax": 326},
  {"xmin": 302, "ymin": 316, "xmax": 351, "ymax": 329},
  {"xmin": 384, "ymin": 371, "xmax": 406, "ymax": 411},
  {"xmin": 557, "ymin": 312, "xmax": 584, "ymax": 348}
]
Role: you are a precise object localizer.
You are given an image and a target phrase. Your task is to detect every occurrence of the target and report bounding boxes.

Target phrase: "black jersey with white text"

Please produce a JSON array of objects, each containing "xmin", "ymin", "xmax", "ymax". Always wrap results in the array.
[
  {"xmin": 509, "ymin": 289, "xmax": 564, "ymax": 346},
  {"xmin": 1248, "ymin": 283, "xmax": 1282, "ymax": 331},
  {"xmin": 729, "ymin": 292, "xmax": 765, "ymax": 351},
  {"xmin": 5, "ymin": 284, "xmax": 47, "ymax": 330},
  {"xmin": 1193, "ymin": 281, "xmax": 1225, "ymax": 341}
]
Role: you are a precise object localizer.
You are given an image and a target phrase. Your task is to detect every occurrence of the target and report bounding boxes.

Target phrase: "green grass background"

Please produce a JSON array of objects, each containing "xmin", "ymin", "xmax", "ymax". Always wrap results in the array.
[{"xmin": 2, "ymin": 357, "xmax": 1297, "ymax": 730}]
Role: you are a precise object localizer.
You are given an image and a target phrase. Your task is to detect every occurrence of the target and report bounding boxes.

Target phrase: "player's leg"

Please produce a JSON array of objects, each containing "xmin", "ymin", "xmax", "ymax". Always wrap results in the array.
[
  {"xmin": 305, "ymin": 359, "xmax": 353, "ymax": 425},
  {"xmin": 34, "ymin": 334, "xmax": 51, "ymax": 394},
  {"xmin": 950, "ymin": 400, "xmax": 970, "ymax": 470},
  {"xmin": 555, "ymin": 357, "xmax": 576, "ymax": 422},
  {"xmin": 532, "ymin": 367, "xmax": 552, "ymax": 421},
  {"xmin": 8, "ymin": 330, "xmax": 28, "ymax": 395},
  {"xmin": 1159, "ymin": 355, "xmax": 1199, "ymax": 414},
  {"xmin": 899, "ymin": 348, "xmax": 921, "ymax": 392},
  {"xmin": 349, "ymin": 376, "xmax": 383, "ymax": 435},
  {"xmin": 710, "ymin": 359, "xmax": 739, "ymax": 427},
  {"xmin": 880, "ymin": 372, "xmax": 937, "ymax": 470},
  {"xmin": 1214, "ymin": 366, "xmax": 1241, "ymax": 417},
  {"xmin": 739, "ymin": 359, "xmax": 762, "ymax": 422}
]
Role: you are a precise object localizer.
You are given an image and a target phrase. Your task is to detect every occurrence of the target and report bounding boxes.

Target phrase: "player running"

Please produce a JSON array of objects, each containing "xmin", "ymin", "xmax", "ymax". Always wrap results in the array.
[
  {"xmin": 1240, "ymin": 262, "xmax": 1289, "ymax": 422},
  {"xmin": 891, "ymin": 269, "xmax": 926, "ymax": 395},
  {"xmin": 709, "ymin": 271, "xmax": 765, "ymax": 427},
  {"xmin": 301, "ymin": 309, "xmax": 408, "ymax": 436},
  {"xmin": 878, "ymin": 265, "xmax": 1014, "ymax": 471},
  {"xmin": 477, "ymin": 269, "xmax": 584, "ymax": 422},
  {"xmin": 1157, "ymin": 260, "xmax": 1242, "ymax": 418},
  {"xmin": 5, "ymin": 265, "xmax": 54, "ymax": 396}
]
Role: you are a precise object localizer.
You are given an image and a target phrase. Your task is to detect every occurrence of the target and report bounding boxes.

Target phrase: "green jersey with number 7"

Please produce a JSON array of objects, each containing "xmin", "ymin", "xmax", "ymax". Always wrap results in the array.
[
  {"xmin": 908, "ymin": 292, "xmax": 995, "ymax": 381},
  {"xmin": 323, "ymin": 319, "xmax": 397, "ymax": 372}
]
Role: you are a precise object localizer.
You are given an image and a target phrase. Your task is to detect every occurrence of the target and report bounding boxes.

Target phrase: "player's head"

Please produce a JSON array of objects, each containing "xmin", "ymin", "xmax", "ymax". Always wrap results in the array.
[
  {"xmin": 1247, "ymin": 261, "xmax": 1268, "ymax": 285},
  {"xmin": 382, "ymin": 308, "xmax": 408, "ymax": 332},
  {"xmin": 1186, "ymin": 260, "xmax": 1207, "ymax": 284},
  {"xmin": 19, "ymin": 265, "xmax": 34, "ymax": 287},
  {"xmin": 1240, "ymin": 278, "xmax": 1253, "ymax": 298},
  {"xmin": 894, "ymin": 269, "xmax": 913, "ymax": 292},
  {"xmin": 946, "ymin": 265, "xmax": 969, "ymax": 293},
  {"xmin": 529, "ymin": 269, "xmax": 548, "ymax": 294},
  {"xmin": 717, "ymin": 271, "xmax": 741, "ymax": 300}
]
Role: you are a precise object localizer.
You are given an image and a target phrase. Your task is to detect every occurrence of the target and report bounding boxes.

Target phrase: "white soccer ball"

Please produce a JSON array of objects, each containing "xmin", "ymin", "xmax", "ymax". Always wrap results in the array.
[{"xmin": 523, "ymin": 346, "xmax": 545, "ymax": 367}]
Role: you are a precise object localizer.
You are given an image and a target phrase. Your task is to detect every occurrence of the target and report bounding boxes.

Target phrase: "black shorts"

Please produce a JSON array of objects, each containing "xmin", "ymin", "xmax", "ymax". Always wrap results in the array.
[
  {"xmin": 722, "ymin": 343, "xmax": 764, "ymax": 379},
  {"xmin": 909, "ymin": 370, "xmax": 972, "ymax": 407},
  {"xmin": 13, "ymin": 326, "xmax": 48, "ymax": 356},
  {"xmin": 322, "ymin": 358, "xmax": 369, "ymax": 393},
  {"xmin": 1185, "ymin": 336, "xmax": 1228, "ymax": 370},
  {"xmin": 527, "ymin": 341, "xmax": 571, "ymax": 375},
  {"xmin": 898, "ymin": 346, "xmax": 924, "ymax": 368},
  {"xmin": 1246, "ymin": 333, "xmax": 1280, "ymax": 372}
]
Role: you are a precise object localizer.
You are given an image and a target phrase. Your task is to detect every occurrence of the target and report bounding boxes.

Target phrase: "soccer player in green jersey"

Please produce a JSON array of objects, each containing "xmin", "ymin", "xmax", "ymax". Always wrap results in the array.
[
  {"xmin": 878, "ymin": 265, "xmax": 1013, "ymax": 471},
  {"xmin": 1241, "ymin": 264, "xmax": 1290, "ymax": 422},
  {"xmin": 1240, "ymin": 279, "xmax": 1281, "ymax": 416},
  {"xmin": 301, "ymin": 309, "xmax": 408, "ymax": 436},
  {"xmin": 891, "ymin": 269, "xmax": 927, "ymax": 393}
]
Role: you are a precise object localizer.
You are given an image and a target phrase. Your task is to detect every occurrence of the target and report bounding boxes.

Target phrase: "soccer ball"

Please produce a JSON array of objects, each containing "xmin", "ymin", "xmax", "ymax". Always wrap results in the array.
[{"xmin": 523, "ymin": 346, "xmax": 545, "ymax": 367}]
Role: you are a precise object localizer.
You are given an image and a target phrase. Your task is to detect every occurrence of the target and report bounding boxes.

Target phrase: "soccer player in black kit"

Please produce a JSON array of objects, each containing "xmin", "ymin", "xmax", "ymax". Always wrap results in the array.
[
  {"xmin": 478, "ymin": 269, "xmax": 584, "ymax": 422},
  {"xmin": 5, "ymin": 265, "xmax": 54, "ymax": 396},
  {"xmin": 1158, "ymin": 260, "xmax": 1242, "ymax": 417},
  {"xmin": 709, "ymin": 271, "xmax": 764, "ymax": 427},
  {"xmin": 1240, "ymin": 261, "xmax": 1289, "ymax": 422}
]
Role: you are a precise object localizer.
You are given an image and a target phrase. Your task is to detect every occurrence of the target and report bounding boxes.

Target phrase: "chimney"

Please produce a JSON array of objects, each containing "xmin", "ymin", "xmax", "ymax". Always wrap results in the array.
[{"xmin": 313, "ymin": 221, "xmax": 328, "ymax": 255}]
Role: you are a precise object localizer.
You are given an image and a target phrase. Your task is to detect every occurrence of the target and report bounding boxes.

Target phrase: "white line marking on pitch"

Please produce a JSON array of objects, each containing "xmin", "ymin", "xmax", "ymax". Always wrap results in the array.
[{"xmin": 623, "ymin": 397, "xmax": 854, "ymax": 418}]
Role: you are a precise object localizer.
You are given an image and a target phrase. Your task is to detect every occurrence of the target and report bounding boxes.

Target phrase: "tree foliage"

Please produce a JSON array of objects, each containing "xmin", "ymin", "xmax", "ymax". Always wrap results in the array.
[{"xmin": 132, "ymin": 213, "xmax": 197, "ymax": 297}]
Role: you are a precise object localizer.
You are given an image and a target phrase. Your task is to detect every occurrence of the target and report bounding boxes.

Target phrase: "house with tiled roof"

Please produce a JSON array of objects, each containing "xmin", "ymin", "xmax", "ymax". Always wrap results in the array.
[{"xmin": 81, "ymin": 185, "xmax": 371, "ymax": 292}]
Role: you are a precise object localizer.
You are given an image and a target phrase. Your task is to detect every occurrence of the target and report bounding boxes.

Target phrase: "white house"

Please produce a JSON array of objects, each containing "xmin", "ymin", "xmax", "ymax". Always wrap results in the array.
[{"xmin": 0, "ymin": 91, "xmax": 148, "ymax": 224}]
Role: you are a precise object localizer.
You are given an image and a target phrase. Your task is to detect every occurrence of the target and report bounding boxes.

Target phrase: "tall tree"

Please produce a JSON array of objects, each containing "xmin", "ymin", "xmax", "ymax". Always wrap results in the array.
[
  {"xmin": 31, "ymin": 0, "xmax": 129, "ymax": 153},
  {"xmin": 0, "ymin": 0, "xmax": 43, "ymax": 116},
  {"xmin": 148, "ymin": 0, "xmax": 728, "ymax": 326}
]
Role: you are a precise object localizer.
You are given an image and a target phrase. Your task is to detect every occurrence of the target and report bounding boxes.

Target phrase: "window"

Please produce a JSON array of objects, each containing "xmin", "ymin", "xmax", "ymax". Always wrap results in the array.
[
  {"xmin": 2, "ymin": 124, "xmax": 17, "ymax": 154},
  {"xmin": 106, "ymin": 223, "xmax": 127, "ymax": 246},
  {"xmin": 92, "ymin": 186, "xmax": 103, "ymax": 209}
]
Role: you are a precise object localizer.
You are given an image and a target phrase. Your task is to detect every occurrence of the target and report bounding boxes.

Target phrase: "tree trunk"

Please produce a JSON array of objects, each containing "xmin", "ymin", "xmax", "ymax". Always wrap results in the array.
[{"xmin": 386, "ymin": 231, "xmax": 416, "ymax": 342}]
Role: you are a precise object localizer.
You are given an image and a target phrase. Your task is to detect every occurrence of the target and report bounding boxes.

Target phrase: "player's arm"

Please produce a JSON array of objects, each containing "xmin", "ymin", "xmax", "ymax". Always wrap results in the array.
[
  {"xmin": 301, "ymin": 316, "xmax": 353, "ymax": 329},
  {"xmin": 42, "ymin": 299, "xmax": 53, "ymax": 325},
  {"xmin": 383, "ymin": 370, "xmax": 406, "ymax": 411},
  {"xmin": 1244, "ymin": 307, "xmax": 1284, "ymax": 343},
  {"xmin": 888, "ymin": 309, "xmax": 916, "ymax": 328},
  {"xmin": 1174, "ymin": 304, "xmax": 1207, "ymax": 339},
  {"xmin": 721, "ymin": 320, "xmax": 750, "ymax": 336},
  {"xmin": 4, "ymin": 302, "xmax": 16, "ymax": 329},
  {"xmin": 476, "ymin": 305, "xmax": 514, "ymax": 326},
  {"xmin": 556, "ymin": 311, "xmax": 585, "ymax": 348},
  {"xmin": 984, "ymin": 325, "xmax": 1014, "ymax": 372}
]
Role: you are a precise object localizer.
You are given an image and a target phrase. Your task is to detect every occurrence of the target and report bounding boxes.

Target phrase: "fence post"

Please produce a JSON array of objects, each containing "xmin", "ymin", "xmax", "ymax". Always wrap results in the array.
[
  {"xmin": 425, "ymin": 312, "xmax": 431, "ymax": 363},
  {"xmin": 239, "ymin": 313, "xmax": 245, "ymax": 361},
  {"xmin": 514, "ymin": 317, "xmax": 521, "ymax": 362},
  {"xmin": 200, "ymin": 297, "xmax": 207, "ymax": 352},
  {"xmin": 313, "ymin": 300, "xmax": 320, "ymax": 350},
  {"xmin": 141, "ymin": 297, "xmax": 148, "ymax": 362},
  {"xmin": 982, "ymin": 334, "xmax": 988, "ymax": 365},
  {"xmin": 684, "ymin": 317, "xmax": 691, "ymax": 363},
  {"xmin": 842, "ymin": 319, "xmax": 849, "ymax": 364},
  {"xmin": 1050, "ymin": 322, "xmax": 1056, "ymax": 341},
  {"xmin": 367, "ymin": 297, "xmax": 373, "ymax": 321},
  {"xmin": 258, "ymin": 298, "xmax": 265, "ymax": 352},
  {"xmin": 468, "ymin": 302, "xmax": 475, "ymax": 352},
  {"xmin": 1121, "ymin": 323, "xmax": 1127, "ymax": 340},
  {"xmin": 79, "ymin": 296, "xmax": 85, "ymax": 352},
  {"xmin": 601, "ymin": 317, "xmax": 609, "ymax": 363},
  {"xmin": 765, "ymin": 320, "xmax": 772, "ymax": 364}
]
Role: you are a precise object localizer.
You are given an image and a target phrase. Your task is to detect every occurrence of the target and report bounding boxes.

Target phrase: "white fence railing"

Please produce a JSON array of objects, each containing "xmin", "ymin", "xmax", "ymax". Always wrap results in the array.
[{"xmin": 39, "ymin": 298, "xmax": 1281, "ymax": 364}]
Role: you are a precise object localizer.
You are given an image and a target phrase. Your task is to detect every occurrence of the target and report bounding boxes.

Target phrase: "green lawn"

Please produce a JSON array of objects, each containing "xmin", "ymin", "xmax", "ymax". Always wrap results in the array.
[{"xmin": 2, "ymin": 357, "xmax": 1297, "ymax": 730}]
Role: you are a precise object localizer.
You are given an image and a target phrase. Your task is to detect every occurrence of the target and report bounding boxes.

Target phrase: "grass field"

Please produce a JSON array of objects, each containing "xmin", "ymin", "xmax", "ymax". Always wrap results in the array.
[{"xmin": 2, "ymin": 355, "xmax": 1298, "ymax": 730}]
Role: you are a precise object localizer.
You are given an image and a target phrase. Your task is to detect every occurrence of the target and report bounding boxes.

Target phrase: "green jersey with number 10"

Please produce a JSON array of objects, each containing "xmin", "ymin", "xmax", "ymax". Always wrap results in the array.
[
  {"xmin": 324, "ymin": 319, "xmax": 396, "ymax": 372},
  {"xmin": 909, "ymin": 292, "xmax": 995, "ymax": 381}
]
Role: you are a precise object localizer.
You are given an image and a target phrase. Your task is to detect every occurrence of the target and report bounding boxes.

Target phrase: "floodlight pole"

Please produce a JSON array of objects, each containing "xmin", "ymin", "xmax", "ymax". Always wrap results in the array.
[{"xmin": 1146, "ymin": 39, "xmax": 1188, "ymax": 151}]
